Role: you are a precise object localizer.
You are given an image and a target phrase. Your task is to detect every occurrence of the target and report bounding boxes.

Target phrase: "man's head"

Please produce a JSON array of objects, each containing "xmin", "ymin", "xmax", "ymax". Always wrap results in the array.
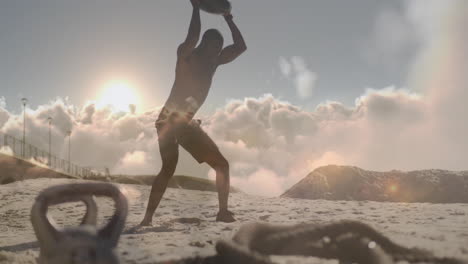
[{"xmin": 199, "ymin": 29, "xmax": 224, "ymax": 56}]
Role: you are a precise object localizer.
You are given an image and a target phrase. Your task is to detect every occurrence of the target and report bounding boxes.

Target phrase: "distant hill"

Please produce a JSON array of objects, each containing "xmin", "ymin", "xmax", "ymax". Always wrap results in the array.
[
  {"xmin": 281, "ymin": 165, "xmax": 468, "ymax": 203},
  {"xmin": 83, "ymin": 174, "xmax": 241, "ymax": 193},
  {"xmin": 0, "ymin": 153, "xmax": 240, "ymax": 193},
  {"xmin": 0, "ymin": 153, "xmax": 77, "ymax": 184}
]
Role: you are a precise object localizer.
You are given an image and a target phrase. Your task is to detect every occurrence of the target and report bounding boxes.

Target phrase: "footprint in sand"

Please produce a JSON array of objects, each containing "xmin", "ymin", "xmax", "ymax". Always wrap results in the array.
[
  {"xmin": 171, "ymin": 217, "xmax": 203, "ymax": 225},
  {"xmin": 123, "ymin": 225, "xmax": 184, "ymax": 235},
  {"xmin": 188, "ymin": 241, "xmax": 205, "ymax": 248},
  {"xmin": 259, "ymin": 215, "xmax": 270, "ymax": 221}
]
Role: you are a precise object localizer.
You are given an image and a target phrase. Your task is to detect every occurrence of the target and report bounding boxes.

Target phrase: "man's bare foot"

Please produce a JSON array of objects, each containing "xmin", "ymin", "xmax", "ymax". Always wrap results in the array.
[
  {"xmin": 139, "ymin": 218, "xmax": 153, "ymax": 226},
  {"xmin": 216, "ymin": 209, "xmax": 236, "ymax": 223}
]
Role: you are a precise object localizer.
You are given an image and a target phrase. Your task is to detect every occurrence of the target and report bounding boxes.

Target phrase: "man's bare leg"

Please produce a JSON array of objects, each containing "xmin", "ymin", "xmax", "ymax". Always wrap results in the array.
[
  {"xmin": 139, "ymin": 173, "xmax": 173, "ymax": 226},
  {"xmin": 208, "ymin": 157, "xmax": 235, "ymax": 222},
  {"xmin": 140, "ymin": 146, "xmax": 178, "ymax": 226},
  {"xmin": 215, "ymin": 163, "xmax": 229, "ymax": 211}
]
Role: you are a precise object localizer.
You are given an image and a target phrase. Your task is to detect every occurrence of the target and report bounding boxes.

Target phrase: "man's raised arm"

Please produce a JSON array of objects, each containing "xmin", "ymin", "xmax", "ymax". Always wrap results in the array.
[
  {"xmin": 177, "ymin": 0, "xmax": 201, "ymax": 58},
  {"xmin": 217, "ymin": 14, "xmax": 247, "ymax": 66}
]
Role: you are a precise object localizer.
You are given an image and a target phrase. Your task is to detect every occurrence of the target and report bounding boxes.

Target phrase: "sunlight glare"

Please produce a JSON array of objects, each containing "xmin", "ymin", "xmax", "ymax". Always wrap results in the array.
[{"xmin": 97, "ymin": 81, "xmax": 140, "ymax": 112}]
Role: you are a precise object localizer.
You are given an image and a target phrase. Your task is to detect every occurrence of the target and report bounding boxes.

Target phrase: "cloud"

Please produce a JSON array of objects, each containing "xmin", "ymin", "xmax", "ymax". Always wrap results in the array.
[
  {"xmin": 0, "ymin": 97, "xmax": 6, "ymax": 109},
  {"xmin": 232, "ymin": 168, "xmax": 284, "ymax": 197},
  {"xmin": 278, "ymin": 57, "xmax": 292, "ymax": 77},
  {"xmin": 0, "ymin": 97, "xmax": 9, "ymax": 128},
  {"xmin": 0, "ymin": 77, "xmax": 465, "ymax": 198},
  {"xmin": 0, "ymin": 99, "xmax": 155, "ymax": 173},
  {"xmin": 0, "ymin": 97, "xmax": 209, "ymax": 180},
  {"xmin": 79, "ymin": 102, "xmax": 96, "ymax": 125},
  {"xmin": 364, "ymin": 5, "xmax": 419, "ymax": 69},
  {"xmin": 201, "ymin": 90, "xmax": 428, "ymax": 196},
  {"xmin": 0, "ymin": 110, "xmax": 9, "ymax": 129},
  {"xmin": 113, "ymin": 151, "xmax": 154, "ymax": 175},
  {"xmin": 366, "ymin": 0, "xmax": 467, "ymax": 75},
  {"xmin": 278, "ymin": 56, "xmax": 318, "ymax": 99}
]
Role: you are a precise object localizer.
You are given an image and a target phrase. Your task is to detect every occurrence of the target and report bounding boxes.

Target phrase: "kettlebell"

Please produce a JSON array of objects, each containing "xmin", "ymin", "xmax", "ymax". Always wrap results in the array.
[{"xmin": 31, "ymin": 183, "xmax": 128, "ymax": 264}]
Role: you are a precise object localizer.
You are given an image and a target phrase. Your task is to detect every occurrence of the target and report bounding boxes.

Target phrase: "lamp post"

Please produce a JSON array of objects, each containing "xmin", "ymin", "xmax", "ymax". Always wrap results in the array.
[
  {"xmin": 67, "ymin": 130, "xmax": 71, "ymax": 173},
  {"xmin": 47, "ymin": 117, "xmax": 52, "ymax": 166},
  {"xmin": 21, "ymin": 98, "xmax": 28, "ymax": 158}
]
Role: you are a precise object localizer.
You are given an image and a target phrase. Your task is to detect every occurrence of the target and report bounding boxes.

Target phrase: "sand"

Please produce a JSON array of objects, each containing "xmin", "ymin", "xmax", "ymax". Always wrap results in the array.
[{"xmin": 1, "ymin": 178, "xmax": 468, "ymax": 263}]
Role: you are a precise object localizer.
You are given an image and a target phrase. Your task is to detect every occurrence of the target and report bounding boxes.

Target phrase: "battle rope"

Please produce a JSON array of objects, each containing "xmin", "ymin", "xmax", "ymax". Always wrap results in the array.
[{"xmin": 156, "ymin": 221, "xmax": 468, "ymax": 264}]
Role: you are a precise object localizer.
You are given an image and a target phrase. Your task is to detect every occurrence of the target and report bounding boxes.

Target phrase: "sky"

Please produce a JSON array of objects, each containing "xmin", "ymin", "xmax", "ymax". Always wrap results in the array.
[
  {"xmin": 1, "ymin": 0, "xmax": 415, "ymax": 113},
  {"xmin": 0, "ymin": 0, "xmax": 467, "ymax": 196}
]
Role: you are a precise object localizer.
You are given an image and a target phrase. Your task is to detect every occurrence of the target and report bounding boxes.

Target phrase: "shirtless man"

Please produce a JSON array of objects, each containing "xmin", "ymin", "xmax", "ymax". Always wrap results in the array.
[{"xmin": 140, "ymin": 0, "xmax": 247, "ymax": 226}]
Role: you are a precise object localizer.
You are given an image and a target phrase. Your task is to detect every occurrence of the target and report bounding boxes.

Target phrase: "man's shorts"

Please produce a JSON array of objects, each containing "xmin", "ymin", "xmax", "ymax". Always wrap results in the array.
[{"xmin": 156, "ymin": 109, "xmax": 222, "ymax": 164}]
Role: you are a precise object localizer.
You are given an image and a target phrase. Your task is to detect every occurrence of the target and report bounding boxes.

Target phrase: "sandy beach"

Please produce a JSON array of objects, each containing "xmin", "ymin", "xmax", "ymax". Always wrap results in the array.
[{"xmin": 1, "ymin": 178, "xmax": 468, "ymax": 263}]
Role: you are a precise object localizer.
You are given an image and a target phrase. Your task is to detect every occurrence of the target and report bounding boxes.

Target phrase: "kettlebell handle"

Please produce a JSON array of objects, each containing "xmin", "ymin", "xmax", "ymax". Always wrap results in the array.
[{"xmin": 31, "ymin": 183, "xmax": 128, "ymax": 252}]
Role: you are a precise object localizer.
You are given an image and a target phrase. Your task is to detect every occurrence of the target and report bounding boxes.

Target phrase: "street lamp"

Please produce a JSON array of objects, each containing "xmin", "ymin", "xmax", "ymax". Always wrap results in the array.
[
  {"xmin": 67, "ymin": 130, "xmax": 71, "ymax": 173},
  {"xmin": 21, "ymin": 98, "xmax": 28, "ymax": 158},
  {"xmin": 47, "ymin": 117, "xmax": 53, "ymax": 166}
]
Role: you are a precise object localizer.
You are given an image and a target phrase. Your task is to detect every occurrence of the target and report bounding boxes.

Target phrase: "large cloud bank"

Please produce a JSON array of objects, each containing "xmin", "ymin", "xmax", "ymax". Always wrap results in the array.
[{"xmin": 1, "ymin": 0, "xmax": 466, "ymax": 196}]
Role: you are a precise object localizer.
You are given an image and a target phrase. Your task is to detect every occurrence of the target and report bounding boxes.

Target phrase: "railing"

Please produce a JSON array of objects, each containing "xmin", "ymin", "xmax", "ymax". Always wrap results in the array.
[{"xmin": 0, "ymin": 132, "xmax": 94, "ymax": 177}]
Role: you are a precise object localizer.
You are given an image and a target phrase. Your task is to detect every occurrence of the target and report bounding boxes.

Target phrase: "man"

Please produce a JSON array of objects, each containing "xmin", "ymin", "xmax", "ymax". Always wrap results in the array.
[{"xmin": 140, "ymin": 0, "xmax": 246, "ymax": 226}]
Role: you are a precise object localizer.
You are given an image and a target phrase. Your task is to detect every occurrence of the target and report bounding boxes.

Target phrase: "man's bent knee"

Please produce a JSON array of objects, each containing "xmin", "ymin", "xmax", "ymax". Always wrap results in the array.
[
  {"xmin": 213, "ymin": 157, "xmax": 229, "ymax": 172},
  {"xmin": 161, "ymin": 164, "xmax": 177, "ymax": 176}
]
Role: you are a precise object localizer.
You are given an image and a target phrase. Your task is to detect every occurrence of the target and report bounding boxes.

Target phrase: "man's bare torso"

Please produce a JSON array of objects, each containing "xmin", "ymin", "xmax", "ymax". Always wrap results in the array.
[{"xmin": 164, "ymin": 50, "xmax": 218, "ymax": 115}]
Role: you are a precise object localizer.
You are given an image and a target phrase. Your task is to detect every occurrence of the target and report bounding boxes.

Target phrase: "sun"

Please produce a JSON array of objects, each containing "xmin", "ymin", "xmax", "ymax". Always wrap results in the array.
[{"xmin": 97, "ymin": 80, "xmax": 140, "ymax": 112}]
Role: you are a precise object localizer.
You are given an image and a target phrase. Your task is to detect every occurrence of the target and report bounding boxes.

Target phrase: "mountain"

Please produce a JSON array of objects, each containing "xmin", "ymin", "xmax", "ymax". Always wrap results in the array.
[{"xmin": 281, "ymin": 165, "xmax": 468, "ymax": 203}]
